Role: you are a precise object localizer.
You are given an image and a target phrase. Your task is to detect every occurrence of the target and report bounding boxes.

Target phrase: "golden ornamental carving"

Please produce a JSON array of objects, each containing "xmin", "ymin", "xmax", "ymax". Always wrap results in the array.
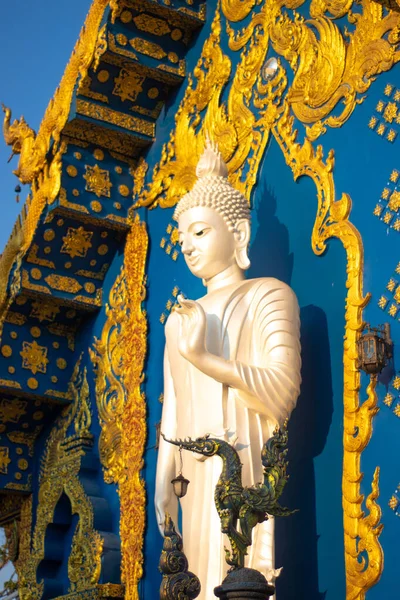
[
  {"xmin": 132, "ymin": 157, "xmax": 148, "ymax": 197},
  {"xmin": 15, "ymin": 359, "xmax": 103, "ymax": 600},
  {"xmin": 113, "ymin": 69, "xmax": 146, "ymax": 103},
  {"xmin": 268, "ymin": 0, "xmax": 400, "ymax": 141},
  {"xmin": 129, "ymin": 38, "xmax": 167, "ymax": 61},
  {"xmin": 44, "ymin": 274, "xmax": 83, "ymax": 294},
  {"xmin": 20, "ymin": 341, "xmax": 49, "ymax": 375},
  {"xmin": 133, "ymin": 14, "xmax": 171, "ymax": 36},
  {"xmin": 84, "ymin": 165, "xmax": 113, "ymax": 198},
  {"xmin": 135, "ymin": 0, "xmax": 393, "ymax": 596},
  {"xmin": 91, "ymin": 215, "xmax": 148, "ymax": 600},
  {"xmin": 76, "ymin": 100, "xmax": 155, "ymax": 137},
  {"xmin": 90, "ymin": 268, "xmax": 129, "ymax": 484},
  {"xmin": 61, "ymin": 226, "xmax": 94, "ymax": 259}
]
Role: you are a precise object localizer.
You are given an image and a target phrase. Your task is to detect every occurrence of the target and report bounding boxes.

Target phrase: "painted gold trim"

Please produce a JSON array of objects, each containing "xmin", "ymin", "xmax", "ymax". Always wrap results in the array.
[{"xmin": 91, "ymin": 215, "xmax": 148, "ymax": 599}]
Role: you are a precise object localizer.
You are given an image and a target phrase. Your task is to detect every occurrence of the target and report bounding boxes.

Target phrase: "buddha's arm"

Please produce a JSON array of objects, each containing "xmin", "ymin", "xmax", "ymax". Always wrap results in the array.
[
  {"xmin": 193, "ymin": 347, "xmax": 299, "ymax": 423},
  {"xmin": 188, "ymin": 289, "xmax": 301, "ymax": 425},
  {"xmin": 155, "ymin": 348, "xmax": 179, "ymax": 535}
]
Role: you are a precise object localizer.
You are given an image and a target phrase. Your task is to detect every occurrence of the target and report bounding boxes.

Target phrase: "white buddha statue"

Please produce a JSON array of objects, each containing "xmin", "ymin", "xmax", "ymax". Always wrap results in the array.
[{"xmin": 155, "ymin": 140, "xmax": 301, "ymax": 599}]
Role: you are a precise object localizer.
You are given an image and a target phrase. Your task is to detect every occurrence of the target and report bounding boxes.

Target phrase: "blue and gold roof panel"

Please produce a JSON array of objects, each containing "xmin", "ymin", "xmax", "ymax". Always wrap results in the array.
[
  {"xmin": 58, "ymin": 142, "xmax": 135, "ymax": 227},
  {"xmin": 0, "ymin": 394, "xmax": 59, "ymax": 493},
  {"xmin": 0, "ymin": 310, "xmax": 75, "ymax": 401}
]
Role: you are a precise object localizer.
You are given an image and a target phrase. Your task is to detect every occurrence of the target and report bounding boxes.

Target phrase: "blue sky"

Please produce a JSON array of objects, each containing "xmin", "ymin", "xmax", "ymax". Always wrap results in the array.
[
  {"xmin": 0, "ymin": 0, "xmax": 93, "ymax": 588},
  {"xmin": 0, "ymin": 0, "xmax": 93, "ymax": 253}
]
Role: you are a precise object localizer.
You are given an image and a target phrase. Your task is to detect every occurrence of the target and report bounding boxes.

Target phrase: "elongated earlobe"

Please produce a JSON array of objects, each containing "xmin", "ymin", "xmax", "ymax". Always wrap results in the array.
[
  {"xmin": 234, "ymin": 219, "xmax": 251, "ymax": 270},
  {"xmin": 235, "ymin": 247, "xmax": 251, "ymax": 270}
]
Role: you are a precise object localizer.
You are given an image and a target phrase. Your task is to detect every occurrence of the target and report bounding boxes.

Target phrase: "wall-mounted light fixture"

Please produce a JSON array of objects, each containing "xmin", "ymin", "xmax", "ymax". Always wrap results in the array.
[{"xmin": 357, "ymin": 323, "xmax": 393, "ymax": 375}]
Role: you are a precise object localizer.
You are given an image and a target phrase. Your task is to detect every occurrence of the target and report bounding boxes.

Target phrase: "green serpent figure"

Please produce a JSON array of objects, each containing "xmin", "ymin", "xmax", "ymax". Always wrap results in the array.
[{"xmin": 162, "ymin": 424, "xmax": 295, "ymax": 570}]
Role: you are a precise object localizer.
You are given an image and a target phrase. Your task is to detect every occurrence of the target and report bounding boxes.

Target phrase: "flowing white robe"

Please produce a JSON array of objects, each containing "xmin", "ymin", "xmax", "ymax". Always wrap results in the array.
[{"xmin": 158, "ymin": 277, "xmax": 301, "ymax": 599}]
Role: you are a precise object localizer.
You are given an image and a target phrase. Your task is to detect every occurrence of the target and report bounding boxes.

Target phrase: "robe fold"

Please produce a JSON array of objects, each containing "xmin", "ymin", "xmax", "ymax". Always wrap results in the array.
[{"xmin": 158, "ymin": 277, "xmax": 301, "ymax": 599}]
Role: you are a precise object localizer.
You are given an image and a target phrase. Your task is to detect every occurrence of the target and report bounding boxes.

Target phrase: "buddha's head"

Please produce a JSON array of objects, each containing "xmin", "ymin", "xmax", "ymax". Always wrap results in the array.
[{"xmin": 174, "ymin": 140, "xmax": 251, "ymax": 282}]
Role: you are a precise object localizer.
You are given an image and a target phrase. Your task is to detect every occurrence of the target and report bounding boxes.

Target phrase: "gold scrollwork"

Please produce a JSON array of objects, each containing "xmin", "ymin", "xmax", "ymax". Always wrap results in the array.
[
  {"xmin": 268, "ymin": 0, "xmax": 400, "ymax": 141},
  {"xmin": 90, "ymin": 215, "xmax": 148, "ymax": 600},
  {"xmin": 76, "ymin": 99, "xmax": 155, "ymax": 137},
  {"xmin": 90, "ymin": 268, "xmax": 129, "ymax": 484}
]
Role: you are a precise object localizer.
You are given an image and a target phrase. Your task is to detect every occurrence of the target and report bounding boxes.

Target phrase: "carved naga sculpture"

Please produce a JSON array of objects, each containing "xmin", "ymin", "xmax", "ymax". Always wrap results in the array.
[
  {"xmin": 163, "ymin": 424, "xmax": 295, "ymax": 571},
  {"xmin": 2, "ymin": 104, "xmax": 46, "ymax": 184}
]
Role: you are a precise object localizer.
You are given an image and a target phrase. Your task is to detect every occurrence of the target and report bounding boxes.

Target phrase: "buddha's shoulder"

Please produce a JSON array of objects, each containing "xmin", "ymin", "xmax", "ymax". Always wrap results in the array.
[{"xmin": 244, "ymin": 277, "xmax": 296, "ymax": 298}]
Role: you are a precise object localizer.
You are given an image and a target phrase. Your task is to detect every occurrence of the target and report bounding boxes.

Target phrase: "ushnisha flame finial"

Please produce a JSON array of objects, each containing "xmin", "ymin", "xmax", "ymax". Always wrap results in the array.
[{"xmin": 195, "ymin": 136, "xmax": 228, "ymax": 179}]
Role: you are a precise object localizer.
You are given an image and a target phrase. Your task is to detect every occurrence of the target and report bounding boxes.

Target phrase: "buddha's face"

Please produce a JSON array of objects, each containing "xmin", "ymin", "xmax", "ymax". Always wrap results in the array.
[{"xmin": 178, "ymin": 206, "xmax": 246, "ymax": 281}]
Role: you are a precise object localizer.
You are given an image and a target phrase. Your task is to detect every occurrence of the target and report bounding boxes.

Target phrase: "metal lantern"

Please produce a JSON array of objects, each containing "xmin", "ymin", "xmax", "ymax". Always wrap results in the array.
[
  {"xmin": 171, "ymin": 473, "xmax": 190, "ymax": 499},
  {"xmin": 357, "ymin": 323, "xmax": 392, "ymax": 375},
  {"xmin": 171, "ymin": 446, "xmax": 190, "ymax": 499}
]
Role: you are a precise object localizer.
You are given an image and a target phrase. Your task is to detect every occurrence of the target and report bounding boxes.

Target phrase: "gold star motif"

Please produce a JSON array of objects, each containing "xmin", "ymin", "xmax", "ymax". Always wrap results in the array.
[
  {"xmin": 113, "ymin": 68, "xmax": 145, "ymax": 103},
  {"xmin": 383, "ymin": 211, "xmax": 393, "ymax": 224},
  {"xmin": 84, "ymin": 164, "xmax": 112, "ymax": 198},
  {"xmin": 384, "ymin": 393, "xmax": 394, "ymax": 407},
  {"xmin": 389, "ymin": 495, "xmax": 399, "ymax": 510},
  {"xmin": 388, "ymin": 190, "xmax": 400, "ymax": 211},
  {"xmin": 393, "ymin": 375, "xmax": 400, "ymax": 390},
  {"xmin": 378, "ymin": 296, "xmax": 388, "ymax": 309},
  {"xmin": 396, "ymin": 262, "xmax": 400, "ymax": 274},
  {"xmin": 20, "ymin": 341, "xmax": 49, "ymax": 375},
  {"xmin": 393, "ymin": 218, "xmax": 400, "ymax": 231},
  {"xmin": 390, "ymin": 170, "xmax": 399, "ymax": 183},
  {"xmin": 384, "ymin": 84, "xmax": 394, "ymax": 96},
  {"xmin": 394, "ymin": 404, "xmax": 400, "ymax": 417},
  {"xmin": 373, "ymin": 204, "xmax": 383, "ymax": 216},
  {"xmin": 61, "ymin": 226, "xmax": 93, "ymax": 259},
  {"xmin": 394, "ymin": 286, "xmax": 400, "ymax": 303},
  {"xmin": 170, "ymin": 228, "xmax": 180, "ymax": 245},
  {"xmin": 377, "ymin": 123, "xmax": 386, "ymax": 136},
  {"xmin": 383, "ymin": 102, "xmax": 398, "ymax": 123},
  {"xmin": 376, "ymin": 101, "xmax": 385, "ymax": 113},
  {"xmin": 381, "ymin": 188, "xmax": 390, "ymax": 199},
  {"xmin": 387, "ymin": 129, "xmax": 397, "ymax": 142},
  {"xmin": 387, "ymin": 279, "xmax": 397, "ymax": 292},
  {"xmin": 388, "ymin": 304, "xmax": 398, "ymax": 317},
  {"xmin": 368, "ymin": 116, "xmax": 378, "ymax": 129},
  {"xmin": 394, "ymin": 90, "xmax": 400, "ymax": 102}
]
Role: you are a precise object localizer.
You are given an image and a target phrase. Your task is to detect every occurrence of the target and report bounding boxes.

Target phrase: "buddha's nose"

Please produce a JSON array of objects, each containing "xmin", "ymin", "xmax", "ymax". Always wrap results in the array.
[{"xmin": 181, "ymin": 238, "xmax": 194, "ymax": 255}]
